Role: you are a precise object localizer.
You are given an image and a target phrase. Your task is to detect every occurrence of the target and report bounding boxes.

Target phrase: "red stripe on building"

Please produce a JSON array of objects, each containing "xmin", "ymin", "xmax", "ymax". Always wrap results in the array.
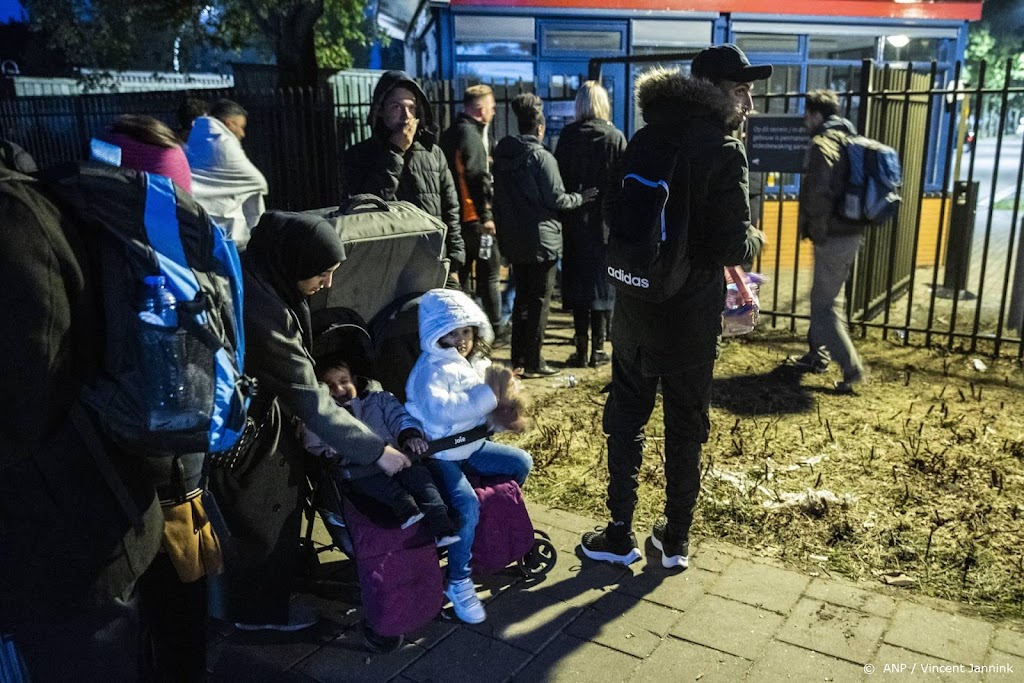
[{"xmin": 451, "ymin": 0, "xmax": 982, "ymax": 21}]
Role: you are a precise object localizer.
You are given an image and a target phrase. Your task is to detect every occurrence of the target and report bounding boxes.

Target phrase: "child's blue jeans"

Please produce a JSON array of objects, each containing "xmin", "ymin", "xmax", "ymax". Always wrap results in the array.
[{"xmin": 427, "ymin": 440, "xmax": 533, "ymax": 582}]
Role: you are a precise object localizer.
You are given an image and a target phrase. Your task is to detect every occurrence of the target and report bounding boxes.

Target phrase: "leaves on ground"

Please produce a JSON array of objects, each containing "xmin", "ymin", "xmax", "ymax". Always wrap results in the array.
[{"xmin": 500, "ymin": 328, "xmax": 1024, "ymax": 618}]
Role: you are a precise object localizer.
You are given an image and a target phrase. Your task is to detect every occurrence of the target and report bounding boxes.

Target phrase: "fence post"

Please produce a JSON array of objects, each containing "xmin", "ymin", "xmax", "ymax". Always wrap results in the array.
[
  {"xmin": 1009, "ymin": 215, "xmax": 1024, "ymax": 334},
  {"xmin": 939, "ymin": 179, "xmax": 980, "ymax": 297},
  {"xmin": 856, "ymin": 59, "xmax": 872, "ymax": 135}
]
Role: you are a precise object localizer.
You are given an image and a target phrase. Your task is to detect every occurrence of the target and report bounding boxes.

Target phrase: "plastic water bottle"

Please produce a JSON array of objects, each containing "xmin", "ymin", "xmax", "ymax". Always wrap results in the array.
[
  {"xmin": 478, "ymin": 233, "xmax": 493, "ymax": 259},
  {"xmin": 551, "ymin": 374, "xmax": 578, "ymax": 389},
  {"xmin": 139, "ymin": 275, "xmax": 178, "ymax": 327},
  {"xmin": 138, "ymin": 275, "xmax": 183, "ymax": 428}
]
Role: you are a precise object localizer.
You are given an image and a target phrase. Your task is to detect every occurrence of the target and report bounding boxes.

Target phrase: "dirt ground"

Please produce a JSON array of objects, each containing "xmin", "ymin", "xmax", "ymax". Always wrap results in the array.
[{"xmin": 493, "ymin": 311, "xmax": 1024, "ymax": 619}]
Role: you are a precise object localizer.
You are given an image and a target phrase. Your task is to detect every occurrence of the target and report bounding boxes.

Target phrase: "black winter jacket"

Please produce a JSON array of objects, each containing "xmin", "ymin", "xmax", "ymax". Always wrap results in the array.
[
  {"xmin": 341, "ymin": 71, "xmax": 465, "ymax": 269},
  {"xmin": 554, "ymin": 118, "xmax": 626, "ymax": 309},
  {"xmin": 610, "ymin": 72, "xmax": 764, "ymax": 375},
  {"xmin": 440, "ymin": 112, "xmax": 493, "ymax": 225},
  {"xmin": 798, "ymin": 115, "xmax": 865, "ymax": 242},
  {"xmin": 492, "ymin": 134, "xmax": 583, "ymax": 263},
  {"xmin": 0, "ymin": 157, "xmax": 163, "ymax": 626}
]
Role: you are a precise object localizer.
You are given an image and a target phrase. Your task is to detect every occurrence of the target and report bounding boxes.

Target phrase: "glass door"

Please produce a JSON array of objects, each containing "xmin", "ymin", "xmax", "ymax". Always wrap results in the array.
[{"xmin": 538, "ymin": 61, "xmax": 626, "ymax": 142}]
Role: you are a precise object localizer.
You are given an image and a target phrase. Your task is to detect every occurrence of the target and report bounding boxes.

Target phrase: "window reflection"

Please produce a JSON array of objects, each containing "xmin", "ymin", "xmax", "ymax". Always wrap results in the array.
[
  {"xmin": 882, "ymin": 38, "xmax": 938, "ymax": 63},
  {"xmin": 455, "ymin": 42, "xmax": 534, "ymax": 57},
  {"xmin": 456, "ymin": 62, "xmax": 535, "ymax": 84},
  {"xmin": 809, "ymin": 35, "xmax": 877, "ymax": 61},
  {"xmin": 735, "ymin": 33, "xmax": 800, "ymax": 54},
  {"xmin": 543, "ymin": 30, "xmax": 621, "ymax": 52}
]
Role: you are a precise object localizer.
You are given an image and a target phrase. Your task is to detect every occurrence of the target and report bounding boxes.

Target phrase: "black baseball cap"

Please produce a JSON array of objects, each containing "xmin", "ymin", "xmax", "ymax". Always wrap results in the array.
[{"xmin": 691, "ymin": 44, "xmax": 773, "ymax": 83}]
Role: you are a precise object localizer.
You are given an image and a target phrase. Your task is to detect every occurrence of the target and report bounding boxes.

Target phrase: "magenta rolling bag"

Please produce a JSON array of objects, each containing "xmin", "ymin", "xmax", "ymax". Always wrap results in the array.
[{"xmin": 342, "ymin": 497, "xmax": 444, "ymax": 637}]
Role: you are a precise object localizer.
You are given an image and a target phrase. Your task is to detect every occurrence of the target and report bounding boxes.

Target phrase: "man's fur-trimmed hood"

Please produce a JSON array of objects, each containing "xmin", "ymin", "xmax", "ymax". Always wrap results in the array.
[{"xmin": 635, "ymin": 67, "xmax": 736, "ymax": 127}]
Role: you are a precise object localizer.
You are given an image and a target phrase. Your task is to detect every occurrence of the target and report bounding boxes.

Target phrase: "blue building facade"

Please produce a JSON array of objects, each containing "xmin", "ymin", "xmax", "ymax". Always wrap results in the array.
[{"xmin": 397, "ymin": 0, "xmax": 980, "ymax": 136}]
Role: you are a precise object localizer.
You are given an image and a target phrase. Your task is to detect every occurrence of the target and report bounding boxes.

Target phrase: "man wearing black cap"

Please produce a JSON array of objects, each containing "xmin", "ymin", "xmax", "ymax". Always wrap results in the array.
[{"xmin": 582, "ymin": 44, "xmax": 769, "ymax": 570}]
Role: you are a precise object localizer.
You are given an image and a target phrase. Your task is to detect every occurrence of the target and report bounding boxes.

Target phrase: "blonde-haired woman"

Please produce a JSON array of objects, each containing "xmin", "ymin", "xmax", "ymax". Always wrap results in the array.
[{"xmin": 554, "ymin": 81, "xmax": 626, "ymax": 367}]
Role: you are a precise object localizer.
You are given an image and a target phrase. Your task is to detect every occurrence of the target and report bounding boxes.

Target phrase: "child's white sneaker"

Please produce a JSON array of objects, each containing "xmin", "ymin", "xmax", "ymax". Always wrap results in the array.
[
  {"xmin": 435, "ymin": 534, "xmax": 460, "ymax": 548},
  {"xmin": 445, "ymin": 578, "xmax": 486, "ymax": 624}
]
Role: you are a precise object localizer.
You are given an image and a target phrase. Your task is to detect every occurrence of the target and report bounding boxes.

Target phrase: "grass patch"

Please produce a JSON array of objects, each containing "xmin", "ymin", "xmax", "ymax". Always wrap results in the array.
[{"xmin": 501, "ymin": 328, "xmax": 1024, "ymax": 618}]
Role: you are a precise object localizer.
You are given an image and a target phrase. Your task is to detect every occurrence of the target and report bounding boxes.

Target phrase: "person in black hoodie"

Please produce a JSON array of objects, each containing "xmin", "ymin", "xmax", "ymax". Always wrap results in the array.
[
  {"xmin": 1, "ymin": 143, "xmax": 165, "ymax": 679},
  {"xmin": 342, "ymin": 70, "xmax": 465, "ymax": 284},
  {"xmin": 554, "ymin": 81, "xmax": 627, "ymax": 368},
  {"xmin": 492, "ymin": 93, "xmax": 597, "ymax": 377},
  {"xmin": 580, "ymin": 45, "xmax": 767, "ymax": 571}
]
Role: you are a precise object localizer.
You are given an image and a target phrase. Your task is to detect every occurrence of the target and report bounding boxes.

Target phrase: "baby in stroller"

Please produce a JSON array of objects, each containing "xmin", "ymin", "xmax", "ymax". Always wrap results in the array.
[{"xmin": 302, "ymin": 358, "xmax": 461, "ymax": 548}]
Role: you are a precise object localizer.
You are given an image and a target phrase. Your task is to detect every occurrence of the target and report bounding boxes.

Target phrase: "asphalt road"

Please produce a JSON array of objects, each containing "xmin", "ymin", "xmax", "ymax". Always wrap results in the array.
[{"xmin": 964, "ymin": 135, "xmax": 1024, "ymax": 208}]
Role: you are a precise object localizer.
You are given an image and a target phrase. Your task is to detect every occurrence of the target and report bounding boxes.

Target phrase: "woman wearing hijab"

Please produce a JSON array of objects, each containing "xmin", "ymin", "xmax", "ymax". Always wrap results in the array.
[{"xmin": 208, "ymin": 211, "xmax": 412, "ymax": 630}]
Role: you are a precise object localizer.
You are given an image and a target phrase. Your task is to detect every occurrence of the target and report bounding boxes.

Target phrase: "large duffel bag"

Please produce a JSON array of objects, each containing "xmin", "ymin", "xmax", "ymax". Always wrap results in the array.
[{"xmin": 307, "ymin": 195, "xmax": 449, "ymax": 325}]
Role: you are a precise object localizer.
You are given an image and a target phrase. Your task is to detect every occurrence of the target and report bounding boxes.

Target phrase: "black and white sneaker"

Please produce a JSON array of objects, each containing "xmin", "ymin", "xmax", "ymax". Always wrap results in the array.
[
  {"xmin": 581, "ymin": 523, "xmax": 642, "ymax": 565},
  {"xmin": 651, "ymin": 516, "xmax": 689, "ymax": 569}
]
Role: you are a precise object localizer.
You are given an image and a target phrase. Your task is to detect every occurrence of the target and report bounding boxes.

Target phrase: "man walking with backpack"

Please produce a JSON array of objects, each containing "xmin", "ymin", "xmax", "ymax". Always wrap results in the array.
[
  {"xmin": 788, "ymin": 89, "xmax": 867, "ymax": 395},
  {"xmin": 581, "ymin": 45, "xmax": 767, "ymax": 569},
  {"xmin": 0, "ymin": 142, "xmax": 168, "ymax": 679}
]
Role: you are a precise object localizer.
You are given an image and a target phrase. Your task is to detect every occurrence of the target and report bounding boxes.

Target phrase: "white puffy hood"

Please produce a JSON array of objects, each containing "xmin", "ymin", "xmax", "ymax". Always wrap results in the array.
[
  {"xmin": 406, "ymin": 288, "xmax": 497, "ymax": 460},
  {"xmin": 418, "ymin": 288, "xmax": 494, "ymax": 354}
]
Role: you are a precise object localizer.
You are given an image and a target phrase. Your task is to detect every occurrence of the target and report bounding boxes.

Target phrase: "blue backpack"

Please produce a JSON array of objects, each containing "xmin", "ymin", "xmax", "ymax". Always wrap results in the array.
[
  {"xmin": 839, "ymin": 136, "xmax": 903, "ymax": 225},
  {"xmin": 44, "ymin": 162, "xmax": 253, "ymax": 463}
]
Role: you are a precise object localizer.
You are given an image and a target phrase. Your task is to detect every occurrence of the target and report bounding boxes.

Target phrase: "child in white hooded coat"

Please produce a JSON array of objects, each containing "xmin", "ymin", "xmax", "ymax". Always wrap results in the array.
[{"xmin": 405, "ymin": 289, "xmax": 532, "ymax": 625}]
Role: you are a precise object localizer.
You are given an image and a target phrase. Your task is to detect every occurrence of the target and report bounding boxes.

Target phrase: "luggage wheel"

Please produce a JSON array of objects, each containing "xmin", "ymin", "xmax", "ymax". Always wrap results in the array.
[
  {"xmin": 361, "ymin": 620, "xmax": 405, "ymax": 654},
  {"xmin": 518, "ymin": 529, "xmax": 557, "ymax": 578}
]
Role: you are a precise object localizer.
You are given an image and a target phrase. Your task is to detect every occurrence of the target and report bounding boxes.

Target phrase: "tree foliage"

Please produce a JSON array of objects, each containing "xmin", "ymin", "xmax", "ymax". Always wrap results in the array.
[
  {"xmin": 24, "ymin": 0, "xmax": 371, "ymax": 85},
  {"xmin": 964, "ymin": 25, "xmax": 1024, "ymax": 131},
  {"xmin": 965, "ymin": 26, "xmax": 1024, "ymax": 88}
]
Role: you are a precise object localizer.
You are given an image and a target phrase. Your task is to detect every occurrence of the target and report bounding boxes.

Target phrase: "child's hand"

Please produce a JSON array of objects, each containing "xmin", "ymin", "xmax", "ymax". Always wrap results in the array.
[
  {"xmin": 404, "ymin": 437, "xmax": 429, "ymax": 455},
  {"xmin": 485, "ymin": 365, "xmax": 516, "ymax": 400},
  {"xmin": 377, "ymin": 445, "xmax": 411, "ymax": 476}
]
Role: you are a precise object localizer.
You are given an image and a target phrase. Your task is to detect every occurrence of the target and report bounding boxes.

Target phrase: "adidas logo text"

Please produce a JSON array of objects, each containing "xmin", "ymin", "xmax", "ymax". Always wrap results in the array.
[{"xmin": 607, "ymin": 267, "xmax": 650, "ymax": 289}]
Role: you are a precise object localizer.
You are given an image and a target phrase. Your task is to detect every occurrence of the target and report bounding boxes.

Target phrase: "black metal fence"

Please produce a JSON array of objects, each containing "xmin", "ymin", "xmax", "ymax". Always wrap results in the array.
[
  {"xmin": 2, "ymin": 66, "xmax": 1023, "ymax": 357},
  {"xmin": 0, "ymin": 78, "xmax": 553, "ymax": 212},
  {"xmin": 744, "ymin": 59, "xmax": 1024, "ymax": 358}
]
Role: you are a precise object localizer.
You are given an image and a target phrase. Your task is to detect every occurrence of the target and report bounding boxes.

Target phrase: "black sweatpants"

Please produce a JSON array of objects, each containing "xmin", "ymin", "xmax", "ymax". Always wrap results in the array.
[
  {"xmin": 510, "ymin": 260, "xmax": 557, "ymax": 370},
  {"xmin": 602, "ymin": 350, "xmax": 714, "ymax": 534}
]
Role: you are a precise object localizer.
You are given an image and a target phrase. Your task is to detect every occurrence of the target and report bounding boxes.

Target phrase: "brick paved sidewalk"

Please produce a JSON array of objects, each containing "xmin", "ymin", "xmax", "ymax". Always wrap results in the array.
[{"xmin": 207, "ymin": 503, "xmax": 1024, "ymax": 682}]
